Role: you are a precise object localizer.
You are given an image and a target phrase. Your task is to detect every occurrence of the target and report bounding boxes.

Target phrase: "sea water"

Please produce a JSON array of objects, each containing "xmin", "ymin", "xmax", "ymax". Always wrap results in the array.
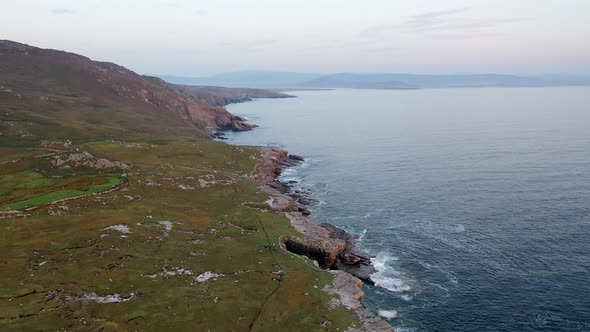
[{"xmin": 225, "ymin": 87, "xmax": 590, "ymax": 331}]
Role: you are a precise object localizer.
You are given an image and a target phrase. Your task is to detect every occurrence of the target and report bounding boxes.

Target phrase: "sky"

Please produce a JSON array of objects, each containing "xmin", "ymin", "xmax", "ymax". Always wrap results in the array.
[{"xmin": 1, "ymin": 0, "xmax": 590, "ymax": 76}]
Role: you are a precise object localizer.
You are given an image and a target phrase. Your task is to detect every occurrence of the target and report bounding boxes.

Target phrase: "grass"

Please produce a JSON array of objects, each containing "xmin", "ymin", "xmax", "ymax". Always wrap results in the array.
[
  {"xmin": 0, "ymin": 141, "xmax": 364, "ymax": 331},
  {"xmin": 15, "ymin": 177, "xmax": 54, "ymax": 189},
  {"xmin": 1, "ymin": 176, "xmax": 124, "ymax": 211}
]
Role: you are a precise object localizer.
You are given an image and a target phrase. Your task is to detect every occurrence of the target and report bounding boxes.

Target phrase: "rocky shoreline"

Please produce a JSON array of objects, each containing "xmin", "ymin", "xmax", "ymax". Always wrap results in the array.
[{"xmin": 254, "ymin": 147, "xmax": 394, "ymax": 332}]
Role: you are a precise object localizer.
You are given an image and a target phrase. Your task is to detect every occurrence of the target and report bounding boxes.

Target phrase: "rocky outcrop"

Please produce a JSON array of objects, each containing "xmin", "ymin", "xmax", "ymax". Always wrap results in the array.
[
  {"xmin": 256, "ymin": 146, "xmax": 393, "ymax": 331},
  {"xmin": 324, "ymin": 271, "xmax": 394, "ymax": 332},
  {"xmin": 213, "ymin": 115, "xmax": 257, "ymax": 132},
  {"xmin": 51, "ymin": 151, "xmax": 131, "ymax": 170},
  {"xmin": 280, "ymin": 223, "xmax": 376, "ymax": 283},
  {"xmin": 282, "ymin": 235, "xmax": 346, "ymax": 269}
]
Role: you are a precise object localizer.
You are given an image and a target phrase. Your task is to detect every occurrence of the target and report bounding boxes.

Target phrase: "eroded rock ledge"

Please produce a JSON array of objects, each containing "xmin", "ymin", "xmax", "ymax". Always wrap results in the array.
[{"xmin": 255, "ymin": 147, "xmax": 394, "ymax": 332}]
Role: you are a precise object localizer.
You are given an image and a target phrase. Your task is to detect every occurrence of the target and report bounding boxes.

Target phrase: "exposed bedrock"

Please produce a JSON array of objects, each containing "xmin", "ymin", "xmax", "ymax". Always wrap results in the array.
[
  {"xmin": 212, "ymin": 114, "xmax": 258, "ymax": 132},
  {"xmin": 258, "ymin": 147, "xmax": 377, "ymax": 282},
  {"xmin": 281, "ymin": 224, "xmax": 376, "ymax": 283},
  {"xmin": 282, "ymin": 235, "xmax": 346, "ymax": 269}
]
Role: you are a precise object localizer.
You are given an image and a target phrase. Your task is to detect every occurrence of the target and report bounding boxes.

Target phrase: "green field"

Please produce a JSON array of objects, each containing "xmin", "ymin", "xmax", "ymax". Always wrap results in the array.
[{"xmin": 0, "ymin": 140, "xmax": 364, "ymax": 331}]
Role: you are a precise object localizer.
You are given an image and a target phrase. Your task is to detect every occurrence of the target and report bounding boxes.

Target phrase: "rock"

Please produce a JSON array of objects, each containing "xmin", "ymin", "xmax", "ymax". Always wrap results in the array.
[
  {"xmin": 211, "ymin": 131, "xmax": 227, "ymax": 139},
  {"xmin": 231, "ymin": 119, "xmax": 257, "ymax": 131},
  {"xmin": 335, "ymin": 260, "xmax": 376, "ymax": 284},
  {"xmin": 323, "ymin": 271, "xmax": 365, "ymax": 309},
  {"xmin": 288, "ymin": 154, "xmax": 305, "ymax": 161},
  {"xmin": 297, "ymin": 197, "xmax": 320, "ymax": 206},
  {"xmin": 267, "ymin": 180, "xmax": 289, "ymax": 193},
  {"xmin": 341, "ymin": 253, "xmax": 363, "ymax": 265},
  {"xmin": 320, "ymin": 223, "xmax": 352, "ymax": 241},
  {"xmin": 282, "ymin": 236, "xmax": 346, "ymax": 269},
  {"xmin": 324, "ymin": 271, "xmax": 394, "ymax": 331},
  {"xmin": 298, "ymin": 207, "xmax": 311, "ymax": 216}
]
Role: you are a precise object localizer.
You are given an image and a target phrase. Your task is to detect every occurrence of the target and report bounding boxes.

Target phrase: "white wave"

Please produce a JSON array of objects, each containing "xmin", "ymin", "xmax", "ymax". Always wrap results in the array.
[
  {"xmin": 377, "ymin": 309, "xmax": 398, "ymax": 319},
  {"xmin": 280, "ymin": 176, "xmax": 299, "ymax": 182},
  {"xmin": 400, "ymin": 294, "xmax": 414, "ymax": 301},
  {"xmin": 281, "ymin": 168, "xmax": 297, "ymax": 176},
  {"xmin": 370, "ymin": 253, "xmax": 411, "ymax": 293},
  {"xmin": 296, "ymin": 157, "xmax": 318, "ymax": 169}
]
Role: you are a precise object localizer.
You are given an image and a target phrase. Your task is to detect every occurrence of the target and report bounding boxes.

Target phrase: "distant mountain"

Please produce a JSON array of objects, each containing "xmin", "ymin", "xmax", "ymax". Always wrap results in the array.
[
  {"xmin": 159, "ymin": 71, "xmax": 590, "ymax": 89},
  {"xmin": 303, "ymin": 74, "xmax": 419, "ymax": 89},
  {"xmin": 302, "ymin": 73, "xmax": 551, "ymax": 89},
  {"xmin": 159, "ymin": 71, "xmax": 322, "ymax": 88}
]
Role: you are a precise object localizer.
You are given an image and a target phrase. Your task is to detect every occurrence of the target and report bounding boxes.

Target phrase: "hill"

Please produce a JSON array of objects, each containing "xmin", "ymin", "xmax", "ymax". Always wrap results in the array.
[
  {"xmin": 0, "ymin": 40, "xmax": 257, "ymax": 148},
  {"xmin": 170, "ymin": 85, "xmax": 293, "ymax": 107}
]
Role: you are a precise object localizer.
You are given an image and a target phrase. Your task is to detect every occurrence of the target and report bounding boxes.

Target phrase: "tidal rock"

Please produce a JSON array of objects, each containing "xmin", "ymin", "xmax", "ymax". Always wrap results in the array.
[
  {"xmin": 288, "ymin": 154, "xmax": 305, "ymax": 162},
  {"xmin": 335, "ymin": 260, "xmax": 376, "ymax": 284},
  {"xmin": 297, "ymin": 197, "xmax": 320, "ymax": 206}
]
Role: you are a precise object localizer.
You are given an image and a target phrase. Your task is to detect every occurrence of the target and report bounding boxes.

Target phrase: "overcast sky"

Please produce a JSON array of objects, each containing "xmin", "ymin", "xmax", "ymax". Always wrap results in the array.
[{"xmin": 2, "ymin": 0, "xmax": 589, "ymax": 76}]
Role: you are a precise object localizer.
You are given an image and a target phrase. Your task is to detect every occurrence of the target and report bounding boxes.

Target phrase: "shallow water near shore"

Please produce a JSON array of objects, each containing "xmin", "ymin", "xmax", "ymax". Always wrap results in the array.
[{"xmin": 226, "ymin": 87, "xmax": 590, "ymax": 331}]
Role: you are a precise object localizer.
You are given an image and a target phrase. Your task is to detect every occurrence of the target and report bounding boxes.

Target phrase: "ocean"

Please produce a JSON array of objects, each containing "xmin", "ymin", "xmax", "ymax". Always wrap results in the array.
[{"xmin": 225, "ymin": 87, "xmax": 590, "ymax": 331}]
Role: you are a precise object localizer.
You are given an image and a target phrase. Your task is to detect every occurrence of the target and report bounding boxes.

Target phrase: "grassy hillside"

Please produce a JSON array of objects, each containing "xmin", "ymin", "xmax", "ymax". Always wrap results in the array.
[
  {"xmin": 0, "ymin": 40, "xmax": 255, "ymax": 142},
  {"xmin": 0, "ymin": 41, "xmax": 366, "ymax": 331}
]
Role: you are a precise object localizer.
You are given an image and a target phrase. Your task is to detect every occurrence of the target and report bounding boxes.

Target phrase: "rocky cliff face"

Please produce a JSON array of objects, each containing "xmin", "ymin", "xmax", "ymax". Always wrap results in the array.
[{"xmin": 0, "ymin": 40, "xmax": 255, "ymax": 135}]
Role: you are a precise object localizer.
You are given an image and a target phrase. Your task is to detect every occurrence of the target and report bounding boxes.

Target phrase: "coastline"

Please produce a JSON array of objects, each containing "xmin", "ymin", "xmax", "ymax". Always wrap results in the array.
[{"xmin": 253, "ymin": 146, "xmax": 394, "ymax": 331}]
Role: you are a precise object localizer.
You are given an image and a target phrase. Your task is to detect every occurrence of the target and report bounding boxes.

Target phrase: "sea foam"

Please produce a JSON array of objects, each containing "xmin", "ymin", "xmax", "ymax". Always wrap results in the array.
[
  {"xmin": 370, "ymin": 253, "xmax": 411, "ymax": 293},
  {"xmin": 378, "ymin": 309, "xmax": 398, "ymax": 319}
]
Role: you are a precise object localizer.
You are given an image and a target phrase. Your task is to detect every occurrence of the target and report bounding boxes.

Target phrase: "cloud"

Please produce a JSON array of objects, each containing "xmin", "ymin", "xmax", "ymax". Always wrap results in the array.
[
  {"xmin": 51, "ymin": 8, "xmax": 75, "ymax": 15},
  {"xmin": 409, "ymin": 17, "xmax": 531, "ymax": 32},
  {"xmin": 247, "ymin": 39, "xmax": 276, "ymax": 47},
  {"xmin": 365, "ymin": 47, "xmax": 402, "ymax": 53},
  {"xmin": 410, "ymin": 7, "xmax": 472, "ymax": 22},
  {"xmin": 361, "ymin": 7, "xmax": 531, "ymax": 39},
  {"xmin": 215, "ymin": 39, "xmax": 278, "ymax": 52}
]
